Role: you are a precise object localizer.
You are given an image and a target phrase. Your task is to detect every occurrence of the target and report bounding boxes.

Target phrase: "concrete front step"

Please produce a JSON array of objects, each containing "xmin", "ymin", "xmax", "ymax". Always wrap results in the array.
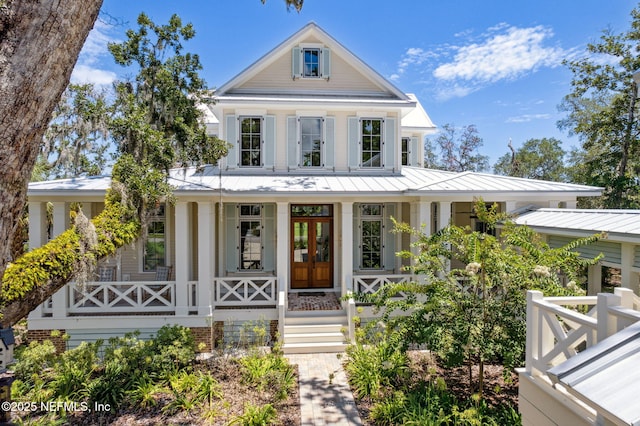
[
  {"xmin": 283, "ymin": 313, "xmax": 349, "ymax": 353},
  {"xmin": 282, "ymin": 341, "xmax": 348, "ymax": 354},
  {"xmin": 285, "ymin": 331, "xmax": 345, "ymax": 344},
  {"xmin": 284, "ymin": 323, "xmax": 346, "ymax": 334}
]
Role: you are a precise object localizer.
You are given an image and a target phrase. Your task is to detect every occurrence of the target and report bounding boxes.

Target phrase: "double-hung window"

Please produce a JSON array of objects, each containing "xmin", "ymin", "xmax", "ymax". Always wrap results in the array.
[
  {"xmin": 361, "ymin": 119, "xmax": 382, "ymax": 168},
  {"xmin": 300, "ymin": 117, "xmax": 323, "ymax": 167},
  {"xmin": 240, "ymin": 117, "xmax": 262, "ymax": 167},
  {"xmin": 239, "ymin": 204, "xmax": 262, "ymax": 270},
  {"xmin": 401, "ymin": 137, "xmax": 410, "ymax": 166},
  {"xmin": 360, "ymin": 204, "xmax": 383, "ymax": 269},
  {"xmin": 144, "ymin": 204, "xmax": 166, "ymax": 271},
  {"xmin": 303, "ymin": 48, "xmax": 320, "ymax": 77}
]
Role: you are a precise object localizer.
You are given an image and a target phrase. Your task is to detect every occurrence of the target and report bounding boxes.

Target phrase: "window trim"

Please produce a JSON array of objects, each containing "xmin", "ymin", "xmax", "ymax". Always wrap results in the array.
[
  {"xmin": 239, "ymin": 116, "xmax": 263, "ymax": 168},
  {"xmin": 142, "ymin": 204, "xmax": 167, "ymax": 273},
  {"xmin": 401, "ymin": 137, "xmax": 410, "ymax": 166},
  {"xmin": 360, "ymin": 118, "xmax": 384, "ymax": 168},
  {"xmin": 299, "ymin": 116, "xmax": 324, "ymax": 168},
  {"xmin": 359, "ymin": 203, "xmax": 384, "ymax": 270},
  {"xmin": 238, "ymin": 204, "xmax": 264, "ymax": 271}
]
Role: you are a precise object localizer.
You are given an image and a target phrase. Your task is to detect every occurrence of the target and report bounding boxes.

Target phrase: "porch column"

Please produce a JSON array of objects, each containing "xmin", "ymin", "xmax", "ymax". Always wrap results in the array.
[
  {"xmin": 588, "ymin": 264, "xmax": 602, "ymax": 295},
  {"xmin": 341, "ymin": 202, "xmax": 354, "ymax": 296},
  {"xmin": 276, "ymin": 202, "xmax": 289, "ymax": 293},
  {"xmin": 51, "ymin": 202, "xmax": 69, "ymax": 319},
  {"xmin": 438, "ymin": 202, "xmax": 452, "ymax": 272},
  {"xmin": 438, "ymin": 201, "xmax": 451, "ymax": 231},
  {"xmin": 174, "ymin": 201, "xmax": 190, "ymax": 316},
  {"xmin": 28, "ymin": 201, "xmax": 46, "ymax": 250},
  {"xmin": 28, "ymin": 202, "xmax": 47, "ymax": 320},
  {"xmin": 410, "ymin": 200, "xmax": 431, "ymax": 257},
  {"xmin": 197, "ymin": 201, "xmax": 214, "ymax": 316},
  {"xmin": 620, "ymin": 243, "xmax": 638, "ymax": 294},
  {"xmin": 504, "ymin": 200, "xmax": 517, "ymax": 214},
  {"xmin": 51, "ymin": 202, "xmax": 68, "ymax": 238}
]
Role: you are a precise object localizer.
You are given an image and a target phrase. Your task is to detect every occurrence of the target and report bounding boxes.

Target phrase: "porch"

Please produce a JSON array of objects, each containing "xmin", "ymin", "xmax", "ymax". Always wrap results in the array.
[{"xmin": 520, "ymin": 288, "xmax": 640, "ymax": 425}]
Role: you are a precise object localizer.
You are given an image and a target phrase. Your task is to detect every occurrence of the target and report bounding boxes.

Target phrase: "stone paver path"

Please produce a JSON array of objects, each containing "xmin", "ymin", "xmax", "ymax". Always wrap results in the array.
[{"xmin": 286, "ymin": 352, "xmax": 363, "ymax": 426}]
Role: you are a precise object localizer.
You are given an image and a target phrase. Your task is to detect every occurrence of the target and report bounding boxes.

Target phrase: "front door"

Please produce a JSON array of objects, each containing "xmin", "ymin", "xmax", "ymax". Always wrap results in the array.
[{"xmin": 291, "ymin": 206, "xmax": 333, "ymax": 289}]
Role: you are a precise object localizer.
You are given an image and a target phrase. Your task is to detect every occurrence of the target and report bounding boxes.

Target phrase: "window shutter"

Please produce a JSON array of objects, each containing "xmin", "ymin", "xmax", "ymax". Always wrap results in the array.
[
  {"xmin": 384, "ymin": 117, "xmax": 396, "ymax": 170},
  {"xmin": 410, "ymin": 136, "xmax": 419, "ymax": 166},
  {"xmin": 321, "ymin": 48, "xmax": 331, "ymax": 79},
  {"xmin": 263, "ymin": 115, "xmax": 276, "ymax": 169},
  {"xmin": 383, "ymin": 203, "xmax": 397, "ymax": 272},
  {"xmin": 287, "ymin": 116, "xmax": 298, "ymax": 169},
  {"xmin": 353, "ymin": 204, "xmax": 360, "ymax": 270},
  {"xmin": 225, "ymin": 204, "xmax": 239, "ymax": 272},
  {"xmin": 292, "ymin": 47, "xmax": 302, "ymax": 78},
  {"xmin": 262, "ymin": 204, "xmax": 276, "ymax": 272},
  {"xmin": 347, "ymin": 117, "xmax": 360, "ymax": 169},
  {"xmin": 225, "ymin": 115, "xmax": 237, "ymax": 169},
  {"xmin": 324, "ymin": 116, "xmax": 335, "ymax": 169}
]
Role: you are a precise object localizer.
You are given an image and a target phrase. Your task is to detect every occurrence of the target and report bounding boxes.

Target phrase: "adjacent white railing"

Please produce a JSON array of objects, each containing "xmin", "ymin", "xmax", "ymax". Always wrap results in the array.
[
  {"xmin": 353, "ymin": 274, "xmax": 414, "ymax": 295},
  {"xmin": 525, "ymin": 288, "xmax": 640, "ymax": 377},
  {"xmin": 213, "ymin": 277, "xmax": 277, "ymax": 306},
  {"xmin": 69, "ymin": 281, "xmax": 175, "ymax": 314}
]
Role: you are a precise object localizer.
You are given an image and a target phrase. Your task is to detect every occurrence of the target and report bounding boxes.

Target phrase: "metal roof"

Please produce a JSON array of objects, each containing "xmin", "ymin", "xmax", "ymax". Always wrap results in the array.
[
  {"xmin": 514, "ymin": 208, "xmax": 640, "ymax": 239},
  {"xmin": 28, "ymin": 166, "xmax": 601, "ymax": 198},
  {"xmin": 409, "ymin": 171, "xmax": 601, "ymax": 194},
  {"xmin": 548, "ymin": 320, "xmax": 640, "ymax": 426}
]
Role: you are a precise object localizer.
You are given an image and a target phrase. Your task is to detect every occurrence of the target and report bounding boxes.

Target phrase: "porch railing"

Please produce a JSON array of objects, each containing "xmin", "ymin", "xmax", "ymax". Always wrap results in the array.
[
  {"xmin": 213, "ymin": 277, "xmax": 277, "ymax": 306},
  {"xmin": 525, "ymin": 287, "xmax": 640, "ymax": 377},
  {"xmin": 68, "ymin": 281, "xmax": 175, "ymax": 314},
  {"xmin": 353, "ymin": 274, "xmax": 414, "ymax": 296}
]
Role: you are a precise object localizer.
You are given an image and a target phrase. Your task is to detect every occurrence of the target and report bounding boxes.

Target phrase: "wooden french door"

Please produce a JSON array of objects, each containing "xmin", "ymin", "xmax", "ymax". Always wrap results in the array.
[{"xmin": 291, "ymin": 217, "xmax": 333, "ymax": 289}]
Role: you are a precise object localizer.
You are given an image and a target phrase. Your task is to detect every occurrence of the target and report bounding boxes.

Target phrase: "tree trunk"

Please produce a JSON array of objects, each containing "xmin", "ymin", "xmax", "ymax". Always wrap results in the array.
[{"xmin": 0, "ymin": 0, "xmax": 103, "ymax": 294}]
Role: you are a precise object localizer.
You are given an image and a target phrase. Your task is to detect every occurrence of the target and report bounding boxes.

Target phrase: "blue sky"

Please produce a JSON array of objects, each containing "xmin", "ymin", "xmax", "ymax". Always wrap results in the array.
[{"xmin": 72, "ymin": 0, "xmax": 635, "ymax": 165}]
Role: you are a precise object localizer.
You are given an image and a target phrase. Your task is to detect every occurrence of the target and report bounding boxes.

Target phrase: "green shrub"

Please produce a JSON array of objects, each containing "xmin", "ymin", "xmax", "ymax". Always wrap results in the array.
[
  {"xmin": 239, "ymin": 347, "xmax": 295, "ymax": 401},
  {"xmin": 230, "ymin": 402, "xmax": 277, "ymax": 426},
  {"xmin": 344, "ymin": 340, "xmax": 408, "ymax": 401},
  {"xmin": 13, "ymin": 340, "xmax": 58, "ymax": 384}
]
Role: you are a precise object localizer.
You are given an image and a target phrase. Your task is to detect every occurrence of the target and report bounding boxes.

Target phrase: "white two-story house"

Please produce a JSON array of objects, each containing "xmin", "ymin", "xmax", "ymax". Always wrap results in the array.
[{"xmin": 26, "ymin": 23, "xmax": 601, "ymax": 353}]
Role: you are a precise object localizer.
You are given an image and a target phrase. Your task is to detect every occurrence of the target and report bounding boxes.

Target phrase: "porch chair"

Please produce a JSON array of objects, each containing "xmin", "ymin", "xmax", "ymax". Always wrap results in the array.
[
  {"xmin": 97, "ymin": 266, "xmax": 116, "ymax": 282},
  {"xmin": 155, "ymin": 265, "xmax": 173, "ymax": 281}
]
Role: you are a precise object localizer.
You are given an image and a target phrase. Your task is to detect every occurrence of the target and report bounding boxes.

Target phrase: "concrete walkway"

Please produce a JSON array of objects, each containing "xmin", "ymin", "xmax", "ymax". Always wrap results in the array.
[{"xmin": 286, "ymin": 353, "xmax": 363, "ymax": 426}]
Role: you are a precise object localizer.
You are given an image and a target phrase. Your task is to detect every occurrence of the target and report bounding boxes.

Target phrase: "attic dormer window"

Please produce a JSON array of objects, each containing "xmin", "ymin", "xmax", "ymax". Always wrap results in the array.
[
  {"xmin": 303, "ymin": 48, "xmax": 320, "ymax": 77},
  {"xmin": 292, "ymin": 46, "xmax": 331, "ymax": 79}
]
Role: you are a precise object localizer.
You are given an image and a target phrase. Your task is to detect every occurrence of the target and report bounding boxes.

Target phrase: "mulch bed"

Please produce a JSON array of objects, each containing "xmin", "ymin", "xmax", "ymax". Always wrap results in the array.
[
  {"xmin": 19, "ymin": 355, "xmax": 301, "ymax": 426},
  {"xmin": 353, "ymin": 351, "xmax": 519, "ymax": 424}
]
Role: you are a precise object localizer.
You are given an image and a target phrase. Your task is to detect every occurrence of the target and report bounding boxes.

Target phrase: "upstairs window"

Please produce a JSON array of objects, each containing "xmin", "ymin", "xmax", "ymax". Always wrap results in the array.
[
  {"xmin": 292, "ymin": 46, "xmax": 331, "ymax": 79},
  {"xmin": 300, "ymin": 117, "xmax": 323, "ymax": 167},
  {"xmin": 240, "ymin": 117, "xmax": 262, "ymax": 167},
  {"xmin": 303, "ymin": 48, "xmax": 320, "ymax": 77},
  {"xmin": 401, "ymin": 137, "xmax": 410, "ymax": 166},
  {"xmin": 361, "ymin": 119, "xmax": 382, "ymax": 168}
]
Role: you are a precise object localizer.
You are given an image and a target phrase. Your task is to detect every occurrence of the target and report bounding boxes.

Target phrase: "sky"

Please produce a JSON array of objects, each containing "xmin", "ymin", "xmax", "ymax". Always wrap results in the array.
[{"xmin": 72, "ymin": 0, "xmax": 636, "ymax": 165}]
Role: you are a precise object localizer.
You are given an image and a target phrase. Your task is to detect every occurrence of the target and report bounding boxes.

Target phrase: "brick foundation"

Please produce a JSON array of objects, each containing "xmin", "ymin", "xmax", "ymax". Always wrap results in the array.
[
  {"xmin": 26, "ymin": 329, "xmax": 67, "ymax": 353},
  {"xmin": 190, "ymin": 327, "xmax": 213, "ymax": 352}
]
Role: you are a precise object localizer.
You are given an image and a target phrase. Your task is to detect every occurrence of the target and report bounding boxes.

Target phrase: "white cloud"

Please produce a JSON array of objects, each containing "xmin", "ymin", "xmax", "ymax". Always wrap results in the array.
[
  {"xmin": 71, "ymin": 64, "xmax": 117, "ymax": 86},
  {"xmin": 431, "ymin": 24, "xmax": 570, "ymax": 99},
  {"xmin": 391, "ymin": 47, "xmax": 436, "ymax": 80},
  {"xmin": 70, "ymin": 19, "xmax": 119, "ymax": 86},
  {"xmin": 505, "ymin": 113, "xmax": 552, "ymax": 123}
]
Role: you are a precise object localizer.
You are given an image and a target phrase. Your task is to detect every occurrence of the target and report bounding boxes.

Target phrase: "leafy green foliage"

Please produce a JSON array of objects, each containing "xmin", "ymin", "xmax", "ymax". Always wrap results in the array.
[
  {"xmin": 424, "ymin": 123, "xmax": 489, "ymax": 172},
  {"xmin": 230, "ymin": 402, "xmax": 278, "ymax": 426},
  {"xmin": 559, "ymin": 5, "xmax": 640, "ymax": 208},
  {"xmin": 34, "ymin": 84, "xmax": 111, "ymax": 181},
  {"xmin": 239, "ymin": 343, "xmax": 296, "ymax": 402},
  {"xmin": 353, "ymin": 200, "xmax": 599, "ymax": 399},
  {"xmin": 493, "ymin": 138, "xmax": 568, "ymax": 181}
]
